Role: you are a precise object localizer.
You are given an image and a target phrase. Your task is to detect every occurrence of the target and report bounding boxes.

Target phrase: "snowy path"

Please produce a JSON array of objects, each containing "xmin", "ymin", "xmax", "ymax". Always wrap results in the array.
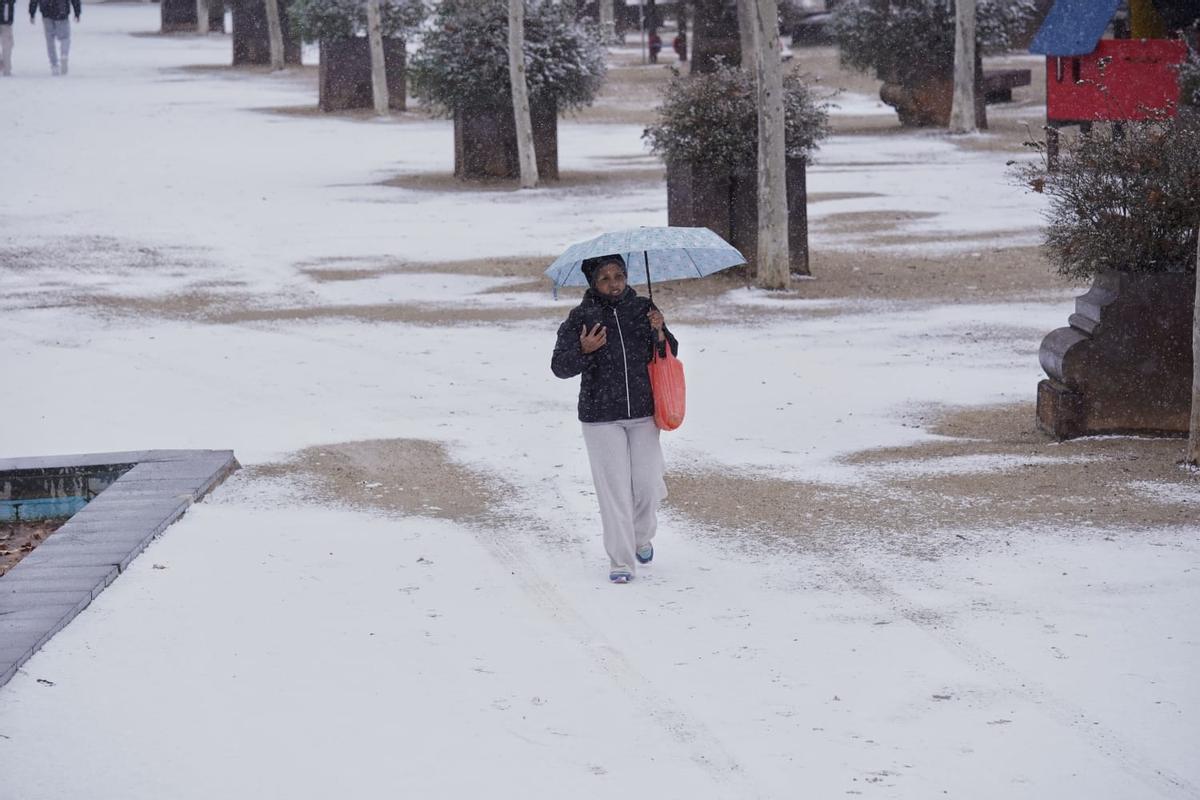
[{"xmin": 1, "ymin": 6, "xmax": 1197, "ymax": 798}]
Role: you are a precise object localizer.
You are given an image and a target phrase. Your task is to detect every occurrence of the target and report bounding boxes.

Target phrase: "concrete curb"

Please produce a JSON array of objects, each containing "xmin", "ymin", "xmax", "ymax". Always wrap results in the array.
[{"xmin": 0, "ymin": 450, "xmax": 239, "ymax": 688}]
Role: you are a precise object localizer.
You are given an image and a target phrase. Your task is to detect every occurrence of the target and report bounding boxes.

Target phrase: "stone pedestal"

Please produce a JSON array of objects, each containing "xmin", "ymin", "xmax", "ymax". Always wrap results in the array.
[
  {"xmin": 878, "ymin": 56, "xmax": 986, "ymax": 128},
  {"xmin": 453, "ymin": 102, "xmax": 558, "ymax": 181},
  {"xmin": 231, "ymin": 0, "xmax": 302, "ymax": 66},
  {"xmin": 1037, "ymin": 270, "xmax": 1196, "ymax": 438},
  {"xmin": 161, "ymin": 0, "xmax": 225, "ymax": 33},
  {"xmin": 319, "ymin": 38, "xmax": 406, "ymax": 112},
  {"xmin": 667, "ymin": 157, "xmax": 809, "ymax": 274}
]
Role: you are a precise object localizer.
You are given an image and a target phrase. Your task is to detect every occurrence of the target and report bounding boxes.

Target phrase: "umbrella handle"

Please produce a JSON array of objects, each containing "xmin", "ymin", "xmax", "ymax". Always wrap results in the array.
[{"xmin": 644, "ymin": 250, "xmax": 652, "ymax": 305}]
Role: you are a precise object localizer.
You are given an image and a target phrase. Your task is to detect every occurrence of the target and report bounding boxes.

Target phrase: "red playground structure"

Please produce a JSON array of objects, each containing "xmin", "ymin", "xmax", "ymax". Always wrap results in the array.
[{"xmin": 1029, "ymin": 0, "xmax": 1192, "ymax": 164}]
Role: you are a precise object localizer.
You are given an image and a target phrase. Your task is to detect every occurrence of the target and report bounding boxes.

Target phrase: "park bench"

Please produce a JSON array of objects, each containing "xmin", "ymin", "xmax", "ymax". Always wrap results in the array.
[{"xmin": 982, "ymin": 68, "xmax": 1032, "ymax": 104}]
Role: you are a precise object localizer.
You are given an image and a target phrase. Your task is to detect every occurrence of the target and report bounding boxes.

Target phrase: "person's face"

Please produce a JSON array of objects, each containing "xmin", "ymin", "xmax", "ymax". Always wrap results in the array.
[{"xmin": 594, "ymin": 263, "xmax": 626, "ymax": 298}]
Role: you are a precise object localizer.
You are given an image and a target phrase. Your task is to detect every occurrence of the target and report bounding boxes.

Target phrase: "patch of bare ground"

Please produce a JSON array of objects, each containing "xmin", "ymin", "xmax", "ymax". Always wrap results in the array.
[
  {"xmin": 379, "ymin": 166, "xmax": 664, "ymax": 194},
  {"xmin": 666, "ymin": 403, "xmax": 1197, "ymax": 559},
  {"xmin": 0, "ymin": 520, "xmax": 64, "ymax": 577},
  {"xmin": 212, "ymin": 304, "xmax": 560, "ymax": 325},
  {"xmin": 246, "ymin": 439, "xmax": 507, "ymax": 524},
  {"xmin": 46, "ymin": 241, "xmax": 1074, "ymax": 327}
]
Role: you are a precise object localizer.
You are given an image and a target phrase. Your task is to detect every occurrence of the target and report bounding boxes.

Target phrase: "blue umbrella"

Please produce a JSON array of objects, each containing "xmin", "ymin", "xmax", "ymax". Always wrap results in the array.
[{"xmin": 545, "ymin": 226, "xmax": 747, "ymax": 302}]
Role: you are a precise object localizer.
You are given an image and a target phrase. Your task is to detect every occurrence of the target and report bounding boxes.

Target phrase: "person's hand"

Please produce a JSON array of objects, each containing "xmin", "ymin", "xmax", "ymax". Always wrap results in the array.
[
  {"xmin": 647, "ymin": 309, "xmax": 665, "ymax": 340},
  {"xmin": 74, "ymin": 13, "xmax": 79, "ymax": 20},
  {"xmin": 580, "ymin": 323, "xmax": 607, "ymax": 354}
]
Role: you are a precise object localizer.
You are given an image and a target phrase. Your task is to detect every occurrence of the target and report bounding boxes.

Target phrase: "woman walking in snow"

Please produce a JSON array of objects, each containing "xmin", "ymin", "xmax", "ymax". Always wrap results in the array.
[{"xmin": 551, "ymin": 254, "xmax": 678, "ymax": 584}]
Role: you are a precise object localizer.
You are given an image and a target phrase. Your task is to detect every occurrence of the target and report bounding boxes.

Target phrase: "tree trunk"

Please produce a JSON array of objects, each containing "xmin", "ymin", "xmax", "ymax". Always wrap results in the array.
[
  {"xmin": 508, "ymin": 0, "xmax": 539, "ymax": 189},
  {"xmin": 1188, "ymin": 234, "xmax": 1200, "ymax": 465},
  {"xmin": 264, "ymin": 0, "xmax": 285, "ymax": 71},
  {"xmin": 598, "ymin": 0, "xmax": 615, "ymax": 43},
  {"xmin": 365, "ymin": 0, "xmax": 388, "ymax": 115},
  {"xmin": 735, "ymin": 0, "xmax": 756, "ymax": 70},
  {"xmin": 949, "ymin": 0, "xmax": 977, "ymax": 133},
  {"xmin": 196, "ymin": 0, "xmax": 209, "ymax": 34},
  {"xmin": 752, "ymin": 0, "xmax": 789, "ymax": 289}
]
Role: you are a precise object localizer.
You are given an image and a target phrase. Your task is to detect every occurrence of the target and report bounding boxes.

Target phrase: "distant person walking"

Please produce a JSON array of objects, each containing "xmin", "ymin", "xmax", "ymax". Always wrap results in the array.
[
  {"xmin": 29, "ymin": 0, "xmax": 78, "ymax": 75},
  {"xmin": 1, "ymin": 0, "xmax": 15, "ymax": 76}
]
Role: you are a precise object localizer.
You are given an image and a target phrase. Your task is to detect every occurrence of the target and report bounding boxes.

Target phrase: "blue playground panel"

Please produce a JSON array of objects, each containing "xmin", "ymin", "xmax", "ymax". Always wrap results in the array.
[
  {"xmin": 0, "ymin": 496, "xmax": 90, "ymax": 522},
  {"xmin": 1030, "ymin": 0, "xmax": 1122, "ymax": 55}
]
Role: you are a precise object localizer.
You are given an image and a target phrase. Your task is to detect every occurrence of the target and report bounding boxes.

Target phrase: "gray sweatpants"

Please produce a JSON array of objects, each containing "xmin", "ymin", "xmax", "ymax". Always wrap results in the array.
[
  {"xmin": 43, "ymin": 18, "xmax": 69, "ymax": 71},
  {"xmin": 581, "ymin": 416, "xmax": 667, "ymax": 573},
  {"xmin": 1, "ymin": 25, "xmax": 12, "ymax": 76}
]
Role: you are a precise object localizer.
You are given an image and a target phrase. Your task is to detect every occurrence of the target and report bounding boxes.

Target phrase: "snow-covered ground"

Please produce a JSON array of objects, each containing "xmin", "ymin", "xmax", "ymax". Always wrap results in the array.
[{"xmin": 1, "ymin": 6, "xmax": 1197, "ymax": 799}]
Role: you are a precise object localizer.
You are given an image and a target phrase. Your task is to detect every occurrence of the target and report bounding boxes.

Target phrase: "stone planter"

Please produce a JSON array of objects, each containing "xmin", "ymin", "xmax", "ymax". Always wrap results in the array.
[
  {"xmin": 1037, "ymin": 270, "xmax": 1196, "ymax": 438},
  {"xmin": 878, "ymin": 57, "xmax": 986, "ymax": 128},
  {"xmin": 667, "ymin": 157, "xmax": 809, "ymax": 274},
  {"xmin": 319, "ymin": 38, "xmax": 406, "ymax": 112},
  {"xmin": 453, "ymin": 101, "xmax": 558, "ymax": 181},
  {"xmin": 232, "ymin": 0, "xmax": 302, "ymax": 66},
  {"xmin": 161, "ymin": 0, "xmax": 225, "ymax": 33}
]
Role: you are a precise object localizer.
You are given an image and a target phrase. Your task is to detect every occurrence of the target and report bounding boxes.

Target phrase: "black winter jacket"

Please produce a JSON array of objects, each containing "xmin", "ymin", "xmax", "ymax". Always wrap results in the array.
[
  {"xmin": 552, "ymin": 286, "xmax": 679, "ymax": 423},
  {"xmin": 1, "ymin": 0, "xmax": 15, "ymax": 26},
  {"xmin": 29, "ymin": 0, "xmax": 78, "ymax": 21}
]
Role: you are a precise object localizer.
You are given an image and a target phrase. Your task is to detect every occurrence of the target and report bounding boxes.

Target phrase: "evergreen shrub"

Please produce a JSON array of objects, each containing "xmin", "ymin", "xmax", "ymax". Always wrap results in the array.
[
  {"xmin": 291, "ymin": 0, "xmax": 425, "ymax": 41},
  {"xmin": 1014, "ymin": 113, "xmax": 1200, "ymax": 280},
  {"xmin": 642, "ymin": 63, "xmax": 830, "ymax": 169},
  {"xmin": 831, "ymin": 0, "xmax": 1035, "ymax": 85},
  {"xmin": 409, "ymin": 0, "xmax": 606, "ymax": 114}
]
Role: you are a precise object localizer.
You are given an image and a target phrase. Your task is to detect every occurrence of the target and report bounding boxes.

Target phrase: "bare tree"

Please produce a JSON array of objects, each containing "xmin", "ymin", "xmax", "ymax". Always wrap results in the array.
[
  {"xmin": 1188, "ymin": 233, "xmax": 1200, "ymax": 465},
  {"xmin": 752, "ymin": 0, "xmax": 789, "ymax": 289},
  {"xmin": 365, "ymin": 0, "xmax": 389, "ymax": 114},
  {"xmin": 264, "ymin": 0, "xmax": 285, "ymax": 71},
  {"xmin": 196, "ymin": 0, "xmax": 209, "ymax": 34},
  {"xmin": 949, "ymin": 0, "xmax": 977, "ymax": 133},
  {"xmin": 508, "ymin": 0, "xmax": 539, "ymax": 188}
]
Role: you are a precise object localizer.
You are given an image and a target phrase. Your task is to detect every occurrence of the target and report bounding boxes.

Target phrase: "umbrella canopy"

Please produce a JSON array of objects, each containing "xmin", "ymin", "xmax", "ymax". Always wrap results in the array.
[{"xmin": 545, "ymin": 226, "xmax": 746, "ymax": 299}]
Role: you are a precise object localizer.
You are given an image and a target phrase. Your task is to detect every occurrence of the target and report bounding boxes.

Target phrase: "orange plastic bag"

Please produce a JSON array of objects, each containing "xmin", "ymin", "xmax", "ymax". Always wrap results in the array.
[{"xmin": 648, "ymin": 343, "xmax": 685, "ymax": 431}]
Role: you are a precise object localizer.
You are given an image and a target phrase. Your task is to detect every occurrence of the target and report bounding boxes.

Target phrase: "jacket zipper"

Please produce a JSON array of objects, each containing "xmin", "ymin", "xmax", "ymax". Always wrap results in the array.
[{"xmin": 611, "ymin": 307, "xmax": 631, "ymax": 417}]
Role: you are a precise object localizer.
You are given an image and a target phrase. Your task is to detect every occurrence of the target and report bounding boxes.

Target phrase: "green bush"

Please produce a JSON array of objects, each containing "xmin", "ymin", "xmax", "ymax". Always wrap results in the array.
[
  {"xmin": 832, "ymin": 0, "xmax": 1035, "ymax": 85},
  {"xmin": 291, "ymin": 0, "xmax": 425, "ymax": 42},
  {"xmin": 642, "ymin": 63, "xmax": 830, "ymax": 169},
  {"xmin": 1013, "ymin": 114, "xmax": 1200, "ymax": 279},
  {"xmin": 408, "ymin": 0, "xmax": 606, "ymax": 114}
]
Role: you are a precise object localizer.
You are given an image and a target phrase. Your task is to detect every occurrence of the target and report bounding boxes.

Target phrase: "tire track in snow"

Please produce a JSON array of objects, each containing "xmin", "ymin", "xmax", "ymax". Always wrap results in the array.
[
  {"xmin": 467, "ymin": 516, "xmax": 762, "ymax": 798},
  {"xmin": 835, "ymin": 563, "xmax": 1199, "ymax": 800}
]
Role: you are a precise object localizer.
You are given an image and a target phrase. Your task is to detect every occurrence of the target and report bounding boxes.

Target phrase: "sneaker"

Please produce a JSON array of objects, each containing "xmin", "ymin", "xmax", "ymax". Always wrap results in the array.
[
  {"xmin": 51, "ymin": 64, "xmax": 60, "ymax": 76},
  {"xmin": 636, "ymin": 543, "xmax": 654, "ymax": 564},
  {"xmin": 60, "ymin": 59, "xmax": 68, "ymax": 75},
  {"xmin": 609, "ymin": 569, "xmax": 633, "ymax": 584}
]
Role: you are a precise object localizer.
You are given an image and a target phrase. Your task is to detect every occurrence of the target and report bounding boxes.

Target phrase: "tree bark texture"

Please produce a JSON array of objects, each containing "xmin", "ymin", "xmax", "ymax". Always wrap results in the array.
[
  {"xmin": 598, "ymin": 0, "xmax": 615, "ymax": 42},
  {"xmin": 318, "ymin": 38, "xmax": 405, "ymax": 112},
  {"xmin": 949, "ymin": 0, "xmax": 977, "ymax": 133},
  {"xmin": 232, "ymin": 0, "xmax": 301, "ymax": 66},
  {"xmin": 264, "ymin": 0, "xmax": 285, "ymax": 70},
  {"xmin": 508, "ymin": 0, "xmax": 539, "ymax": 188},
  {"xmin": 160, "ymin": 0, "xmax": 223, "ymax": 33},
  {"xmin": 752, "ymin": 0, "xmax": 789, "ymax": 289},
  {"xmin": 196, "ymin": 0, "xmax": 209, "ymax": 33},
  {"xmin": 1188, "ymin": 236, "xmax": 1200, "ymax": 464},
  {"xmin": 735, "ymin": 0, "xmax": 756, "ymax": 71},
  {"xmin": 365, "ymin": 0, "xmax": 389, "ymax": 114}
]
